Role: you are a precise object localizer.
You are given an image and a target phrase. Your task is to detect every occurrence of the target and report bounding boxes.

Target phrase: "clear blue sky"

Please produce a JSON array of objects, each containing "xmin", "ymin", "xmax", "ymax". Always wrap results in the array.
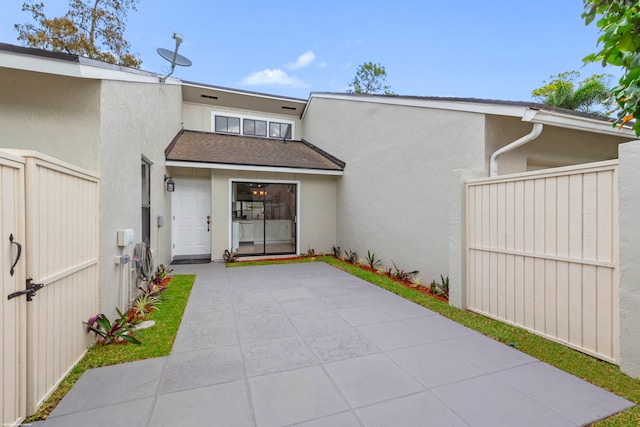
[{"xmin": 0, "ymin": 1, "xmax": 618, "ymax": 101}]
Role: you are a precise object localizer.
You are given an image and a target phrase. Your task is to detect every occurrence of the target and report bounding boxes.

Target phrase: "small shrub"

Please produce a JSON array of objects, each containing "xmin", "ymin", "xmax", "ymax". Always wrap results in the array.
[
  {"xmin": 365, "ymin": 250, "xmax": 381, "ymax": 270},
  {"xmin": 429, "ymin": 275, "xmax": 450, "ymax": 299},
  {"xmin": 153, "ymin": 264, "xmax": 173, "ymax": 281},
  {"xmin": 344, "ymin": 249, "xmax": 358, "ymax": 264},
  {"xmin": 131, "ymin": 293, "xmax": 161, "ymax": 318},
  {"xmin": 223, "ymin": 249, "xmax": 236, "ymax": 263},
  {"xmin": 410, "ymin": 278, "xmax": 422, "ymax": 288},
  {"xmin": 306, "ymin": 247, "xmax": 316, "ymax": 257},
  {"xmin": 375, "ymin": 266, "xmax": 386, "ymax": 275},
  {"xmin": 391, "ymin": 260, "xmax": 419, "ymax": 282},
  {"xmin": 84, "ymin": 309, "xmax": 141, "ymax": 345},
  {"xmin": 331, "ymin": 245, "xmax": 342, "ymax": 258}
]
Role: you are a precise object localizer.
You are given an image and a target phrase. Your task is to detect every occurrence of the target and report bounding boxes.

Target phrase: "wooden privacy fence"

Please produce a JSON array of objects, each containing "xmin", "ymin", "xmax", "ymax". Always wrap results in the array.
[
  {"xmin": 466, "ymin": 160, "xmax": 619, "ymax": 364},
  {"xmin": 1, "ymin": 150, "xmax": 99, "ymax": 426}
]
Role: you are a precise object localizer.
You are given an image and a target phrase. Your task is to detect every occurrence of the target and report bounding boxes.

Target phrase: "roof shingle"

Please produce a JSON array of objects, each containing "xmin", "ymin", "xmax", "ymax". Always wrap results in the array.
[{"xmin": 165, "ymin": 130, "xmax": 344, "ymax": 171}]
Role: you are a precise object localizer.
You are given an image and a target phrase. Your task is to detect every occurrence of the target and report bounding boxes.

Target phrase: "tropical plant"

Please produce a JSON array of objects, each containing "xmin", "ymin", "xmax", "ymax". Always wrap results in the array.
[
  {"xmin": 131, "ymin": 293, "xmax": 161, "ymax": 318},
  {"xmin": 429, "ymin": 275, "xmax": 450, "ymax": 299},
  {"xmin": 153, "ymin": 264, "xmax": 173, "ymax": 281},
  {"xmin": 331, "ymin": 245, "xmax": 342, "ymax": 258},
  {"xmin": 347, "ymin": 61, "xmax": 395, "ymax": 95},
  {"xmin": 84, "ymin": 308, "xmax": 141, "ymax": 345},
  {"xmin": 15, "ymin": 0, "xmax": 142, "ymax": 67},
  {"xmin": 365, "ymin": 250, "xmax": 382, "ymax": 270},
  {"xmin": 410, "ymin": 278, "xmax": 422, "ymax": 288},
  {"xmin": 344, "ymin": 249, "xmax": 358, "ymax": 264},
  {"xmin": 391, "ymin": 260, "xmax": 419, "ymax": 282},
  {"xmin": 531, "ymin": 71, "xmax": 613, "ymax": 115},
  {"xmin": 306, "ymin": 247, "xmax": 316, "ymax": 257},
  {"xmin": 223, "ymin": 249, "xmax": 236, "ymax": 263},
  {"xmin": 583, "ymin": 0, "xmax": 640, "ymax": 134}
]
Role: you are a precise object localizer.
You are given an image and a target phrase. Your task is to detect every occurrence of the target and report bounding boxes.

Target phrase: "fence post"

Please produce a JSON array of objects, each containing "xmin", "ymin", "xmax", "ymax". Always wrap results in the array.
[
  {"xmin": 619, "ymin": 139, "xmax": 640, "ymax": 378},
  {"xmin": 448, "ymin": 169, "xmax": 484, "ymax": 309}
]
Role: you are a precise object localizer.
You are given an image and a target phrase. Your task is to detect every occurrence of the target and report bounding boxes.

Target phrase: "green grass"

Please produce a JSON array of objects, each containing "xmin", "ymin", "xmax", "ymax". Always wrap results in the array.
[
  {"xmin": 230, "ymin": 256, "xmax": 639, "ymax": 425},
  {"xmin": 25, "ymin": 274, "xmax": 195, "ymax": 422}
]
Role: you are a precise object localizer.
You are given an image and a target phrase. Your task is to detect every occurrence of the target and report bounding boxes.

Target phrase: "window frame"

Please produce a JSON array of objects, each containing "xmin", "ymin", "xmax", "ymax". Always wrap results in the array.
[{"xmin": 211, "ymin": 113, "xmax": 296, "ymax": 139}]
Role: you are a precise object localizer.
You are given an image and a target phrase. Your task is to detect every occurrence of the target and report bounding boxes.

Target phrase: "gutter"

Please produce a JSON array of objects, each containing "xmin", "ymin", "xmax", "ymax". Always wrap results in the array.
[{"xmin": 489, "ymin": 123, "xmax": 544, "ymax": 177}]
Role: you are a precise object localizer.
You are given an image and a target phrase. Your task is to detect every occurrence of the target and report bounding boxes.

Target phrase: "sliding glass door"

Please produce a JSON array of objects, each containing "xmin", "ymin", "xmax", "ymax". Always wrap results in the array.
[{"xmin": 231, "ymin": 182, "xmax": 296, "ymax": 256}]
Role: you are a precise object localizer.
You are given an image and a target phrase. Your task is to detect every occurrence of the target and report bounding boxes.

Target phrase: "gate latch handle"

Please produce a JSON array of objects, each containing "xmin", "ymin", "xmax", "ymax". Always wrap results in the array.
[
  {"xmin": 9, "ymin": 233, "xmax": 22, "ymax": 277},
  {"xmin": 7, "ymin": 278, "xmax": 44, "ymax": 302},
  {"xmin": 207, "ymin": 215, "xmax": 211, "ymax": 232}
]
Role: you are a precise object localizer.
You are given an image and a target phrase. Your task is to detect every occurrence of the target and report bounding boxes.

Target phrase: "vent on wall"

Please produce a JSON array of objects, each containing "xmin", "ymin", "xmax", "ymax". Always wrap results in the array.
[
  {"xmin": 281, "ymin": 106, "xmax": 296, "ymax": 110},
  {"xmin": 201, "ymin": 94, "xmax": 218, "ymax": 100}
]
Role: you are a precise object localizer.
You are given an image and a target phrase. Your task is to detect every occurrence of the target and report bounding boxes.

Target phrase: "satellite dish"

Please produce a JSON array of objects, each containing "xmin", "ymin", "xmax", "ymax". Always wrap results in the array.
[
  {"xmin": 157, "ymin": 32, "xmax": 192, "ymax": 83},
  {"xmin": 157, "ymin": 47, "xmax": 192, "ymax": 67}
]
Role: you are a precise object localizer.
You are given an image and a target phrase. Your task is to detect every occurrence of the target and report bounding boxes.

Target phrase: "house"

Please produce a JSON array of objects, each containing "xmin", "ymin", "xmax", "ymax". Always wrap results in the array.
[{"xmin": 2, "ymin": 41, "xmax": 640, "ymax": 423}]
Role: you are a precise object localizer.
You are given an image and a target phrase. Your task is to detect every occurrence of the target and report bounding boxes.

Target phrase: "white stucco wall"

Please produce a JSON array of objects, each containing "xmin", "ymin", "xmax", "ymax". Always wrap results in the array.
[
  {"xmin": 485, "ymin": 116, "xmax": 631, "ymax": 175},
  {"xmin": 0, "ymin": 68, "xmax": 100, "ymax": 169},
  {"xmin": 98, "ymin": 80, "xmax": 182, "ymax": 313},
  {"xmin": 169, "ymin": 167, "xmax": 337, "ymax": 260},
  {"xmin": 182, "ymin": 102, "xmax": 304, "ymax": 139},
  {"xmin": 303, "ymin": 96, "xmax": 485, "ymax": 285},
  {"xmin": 618, "ymin": 139, "xmax": 640, "ymax": 378}
]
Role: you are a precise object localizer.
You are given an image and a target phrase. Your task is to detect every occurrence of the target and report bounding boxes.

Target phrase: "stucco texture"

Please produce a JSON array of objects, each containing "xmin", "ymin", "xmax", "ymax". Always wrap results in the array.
[
  {"xmin": 98, "ymin": 80, "xmax": 182, "ymax": 313},
  {"xmin": 303, "ymin": 96, "xmax": 485, "ymax": 284},
  {"xmin": 619, "ymin": 139, "xmax": 640, "ymax": 378},
  {"xmin": 0, "ymin": 68, "xmax": 100, "ymax": 170}
]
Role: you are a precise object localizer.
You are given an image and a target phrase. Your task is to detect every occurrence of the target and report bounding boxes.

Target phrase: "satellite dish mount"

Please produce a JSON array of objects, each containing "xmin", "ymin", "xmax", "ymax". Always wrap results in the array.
[{"xmin": 157, "ymin": 32, "xmax": 192, "ymax": 83}]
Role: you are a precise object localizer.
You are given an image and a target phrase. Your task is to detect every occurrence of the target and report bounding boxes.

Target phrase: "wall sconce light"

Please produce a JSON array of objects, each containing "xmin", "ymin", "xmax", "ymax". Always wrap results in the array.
[{"xmin": 164, "ymin": 174, "xmax": 175, "ymax": 192}]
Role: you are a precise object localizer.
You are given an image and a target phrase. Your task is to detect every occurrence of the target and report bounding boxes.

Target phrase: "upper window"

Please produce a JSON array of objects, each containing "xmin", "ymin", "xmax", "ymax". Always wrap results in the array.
[
  {"xmin": 213, "ymin": 114, "xmax": 294, "ymax": 139},
  {"xmin": 269, "ymin": 122, "xmax": 292, "ymax": 139},
  {"xmin": 215, "ymin": 116, "xmax": 240, "ymax": 134},
  {"xmin": 243, "ymin": 119, "xmax": 267, "ymax": 137}
]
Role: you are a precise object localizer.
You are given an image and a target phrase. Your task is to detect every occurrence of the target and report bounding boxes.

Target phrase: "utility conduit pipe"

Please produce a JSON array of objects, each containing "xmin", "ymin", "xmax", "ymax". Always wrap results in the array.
[{"xmin": 489, "ymin": 123, "xmax": 544, "ymax": 177}]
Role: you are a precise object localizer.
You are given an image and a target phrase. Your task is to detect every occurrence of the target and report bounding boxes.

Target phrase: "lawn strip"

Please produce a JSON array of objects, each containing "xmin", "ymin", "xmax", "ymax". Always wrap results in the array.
[{"xmin": 25, "ymin": 274, "xmax": 195, "ymax": 422}]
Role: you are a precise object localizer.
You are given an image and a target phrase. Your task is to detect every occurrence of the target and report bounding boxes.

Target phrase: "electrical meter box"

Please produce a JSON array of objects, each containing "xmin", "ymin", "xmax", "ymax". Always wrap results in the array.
[{"xmin": 117, "ymin": 229, "xmax": 134, "ymax": 247}]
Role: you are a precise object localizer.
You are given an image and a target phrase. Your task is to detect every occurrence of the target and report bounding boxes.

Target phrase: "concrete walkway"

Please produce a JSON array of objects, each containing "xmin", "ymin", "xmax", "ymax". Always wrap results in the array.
[{"xmin": 36, "ymin": 262, "xmax": 632, "ymax": 426}]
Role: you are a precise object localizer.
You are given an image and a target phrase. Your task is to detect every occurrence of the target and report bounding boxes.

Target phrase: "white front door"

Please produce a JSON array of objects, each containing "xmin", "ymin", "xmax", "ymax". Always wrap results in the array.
[{"xmin": 172, "ymin": 179, "xmax": 211, "ymax": 257}]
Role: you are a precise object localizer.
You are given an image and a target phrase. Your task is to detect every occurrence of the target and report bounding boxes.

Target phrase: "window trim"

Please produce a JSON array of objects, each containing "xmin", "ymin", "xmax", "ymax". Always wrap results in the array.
[{"xmin": 211, "ymin": 112, "xmax": 296, "ymax": 139}]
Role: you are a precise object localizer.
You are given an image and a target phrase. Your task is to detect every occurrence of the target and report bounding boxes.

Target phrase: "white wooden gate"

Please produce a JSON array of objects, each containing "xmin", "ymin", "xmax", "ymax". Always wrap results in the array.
[
  {"xmin": 1, "ymin": 150, "xmax": 99, "ymax": 425},
  {"xmin": 0, "ymin": 152, "xmax": 26, "ymax": 427},
  {"xmin": 466, "ymin": 160, "xmax": 619, "ymax": 363}
]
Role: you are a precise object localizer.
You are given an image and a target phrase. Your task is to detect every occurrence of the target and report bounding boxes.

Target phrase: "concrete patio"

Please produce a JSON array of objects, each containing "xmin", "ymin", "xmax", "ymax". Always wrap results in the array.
[{"xmin": 33, "ymin": 262, "xmax": 633, "ymax": 426}]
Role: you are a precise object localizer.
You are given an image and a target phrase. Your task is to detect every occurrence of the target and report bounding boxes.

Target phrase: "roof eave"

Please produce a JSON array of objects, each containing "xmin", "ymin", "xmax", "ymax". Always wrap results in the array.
[
  {"xmin": 523, "ymin": 109, "xmax": 636, "ymax": 138},
  {"xmin": 165, "ymin": 160, "xmax": 343, "ymax": 176}
]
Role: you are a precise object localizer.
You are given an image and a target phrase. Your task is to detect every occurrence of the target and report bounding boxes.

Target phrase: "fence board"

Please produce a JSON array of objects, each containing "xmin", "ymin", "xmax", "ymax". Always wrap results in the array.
[
  {"xmin": 466, "ymin": 160, "xmax": 619, "ymax": 363},
  {"xmin": 20, "ymin": 153, "xmax": 99, "ymax": 413}
]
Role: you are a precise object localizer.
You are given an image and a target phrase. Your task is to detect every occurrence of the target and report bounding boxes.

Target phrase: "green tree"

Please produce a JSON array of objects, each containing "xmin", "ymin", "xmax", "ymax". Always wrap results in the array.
[
  {"xmin": 583, "ymin": 0, "xmax": 640, "ymax": 133},
  {"xmin": 15, "ymin": 0, "xmax": 141, "ymax": 68},
  {"xmin": 531, "ymin": 71, "xmax": 614, "ymax": 115},
  {"xmin": 347, "ymin": 62, "xmax": 395, "ymax": 95}
]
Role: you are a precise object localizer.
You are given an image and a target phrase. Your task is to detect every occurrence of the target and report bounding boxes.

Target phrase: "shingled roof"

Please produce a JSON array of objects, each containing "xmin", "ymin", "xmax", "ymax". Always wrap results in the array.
[{"xmin": 165, "ymin": 130, "xmax": 345, "ymax": 171}]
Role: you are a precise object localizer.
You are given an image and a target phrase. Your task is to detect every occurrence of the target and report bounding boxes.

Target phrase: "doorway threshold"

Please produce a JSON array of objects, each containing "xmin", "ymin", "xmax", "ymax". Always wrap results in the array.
[{"xmin": 171, "ymin": 255, "xmax": 211, "ymax": 265}]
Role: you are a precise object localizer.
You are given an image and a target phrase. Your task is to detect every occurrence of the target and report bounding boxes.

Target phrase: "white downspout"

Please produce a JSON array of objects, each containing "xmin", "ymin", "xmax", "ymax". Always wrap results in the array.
[{"xmin": 489, "ymin": 123, "xmax": 544, "ymax": 177}]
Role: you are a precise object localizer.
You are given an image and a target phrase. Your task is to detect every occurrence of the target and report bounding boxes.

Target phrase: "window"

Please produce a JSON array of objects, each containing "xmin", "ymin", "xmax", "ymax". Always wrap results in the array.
[
  {"xmin": 215, "ymin": 116, "xmax": 240, "ymax": 134},
  {"xmin": 212, "ymin": 113, "xmax": 294, "ymax": 139},
  {"xmin": 243, "ymin": 119, "xmax": 267, "ymax": 136},
  {"xmin": 269, "ymin": 122, "xmax": 292, "ymax": 139}
]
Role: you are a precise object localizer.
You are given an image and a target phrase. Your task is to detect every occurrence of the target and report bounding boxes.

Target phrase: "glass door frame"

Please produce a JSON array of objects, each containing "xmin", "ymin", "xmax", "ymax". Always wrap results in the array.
[{"xmin": 229, "ymin": 178, "xmax": 300, "ymax": 257}]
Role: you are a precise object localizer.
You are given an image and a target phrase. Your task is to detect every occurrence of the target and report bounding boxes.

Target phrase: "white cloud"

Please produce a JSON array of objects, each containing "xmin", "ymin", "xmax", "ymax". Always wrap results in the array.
[
  {"xmin": 240, "ymin": 68, "xmax": 306, "ymax": 87},
  {"xmin": 316, "ymin": 61, "xmax": 328, "ymax": 69},
  {"xmin": 286, "ymin": 50, "xmax": 316, "ymax": 70},
  {"xmin": 343, "ymin": 39, "xmax": 363, "ymax": 47}
]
